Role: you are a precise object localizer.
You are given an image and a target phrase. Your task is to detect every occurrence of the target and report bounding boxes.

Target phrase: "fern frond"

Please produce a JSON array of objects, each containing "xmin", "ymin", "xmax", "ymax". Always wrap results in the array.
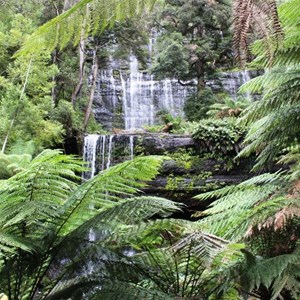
[
  {"xmin": 195, "ymin": 171, "xmax": 290, "ymax": 241},
  {"xmin": 194, "ymin": 172, "xmax": 282, "ymax": 201},
  {"xmin": 17, "ymin": 0, "xmax": 157, "ymax": 56},
  {"xmin": 240, "ymin": 246, "xmax": 300, "ymax": 293},
  {"xmin": 232, "ymin": 0, "xmax": 283, "ymax": 66},
  {"xmin": 0, "ymin": 150, "xmax": 82, "ymax": 255},
  {"xmin": 91, "ymin": 280, "xmax": 172, "ymax": 300},
  {"xmin": 65, "ymin": 196, "xmax": 181, "ymax": 242},
  {"xmin": 57, "ymin": 156, "xmax": 165, "ymax": 236}
]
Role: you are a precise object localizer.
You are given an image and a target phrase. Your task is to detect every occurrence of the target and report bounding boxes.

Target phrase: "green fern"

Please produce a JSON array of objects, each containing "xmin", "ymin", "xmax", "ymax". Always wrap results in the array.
[
  {"xmin": 17, "ymin": 0, "xmax": 157, "ymax": 56},
  {"xmin": 0, "ymin": 151, "xmax": 182, "ymax": 299}
]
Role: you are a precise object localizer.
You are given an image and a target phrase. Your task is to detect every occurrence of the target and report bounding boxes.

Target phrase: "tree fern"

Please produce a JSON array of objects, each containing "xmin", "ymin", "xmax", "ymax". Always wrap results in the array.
[
  {"xmin": 236, "ymin": 0, "xmax": 300, "ymax": 169},
  {"xmin": 194, "ymin": 172, "xmax": 295, "ymax": 240},
  {"xmin": 0, "ymin": 151, "xmax": 183, "ymax": 299},
  {"xmin": 232, "ymin": 0, "xmax": 283, "ymax": 66},
  {"xmin": 236, "ymin": 246, "xmax": 300, "ymax": 298},
  {"xmin": 17, "ymin": 0, "xmax": 157, "ymax": 56}
]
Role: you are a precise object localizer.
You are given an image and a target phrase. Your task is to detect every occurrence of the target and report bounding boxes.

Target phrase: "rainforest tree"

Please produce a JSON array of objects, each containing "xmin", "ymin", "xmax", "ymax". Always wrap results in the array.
[{"xmin": 152, "ymin": 0, "xmax": 233, "ymax": 93}]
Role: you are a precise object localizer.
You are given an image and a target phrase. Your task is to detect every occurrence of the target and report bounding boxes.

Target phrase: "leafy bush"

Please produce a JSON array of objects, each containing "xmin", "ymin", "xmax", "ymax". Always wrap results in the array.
[
  {"xmin": 192, "ymin": 118, "xmax": 245, "ymax": 155},
  {"xmin": 184, "ymin": 88, "xmax": 217, "ymax": 121},
  {"xmin": 207, "ymin": 96, "xmax": 251, "ymax": 118}
]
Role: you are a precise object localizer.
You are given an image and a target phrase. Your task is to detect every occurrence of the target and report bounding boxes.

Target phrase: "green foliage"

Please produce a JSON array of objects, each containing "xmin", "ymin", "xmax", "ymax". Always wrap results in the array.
[
  {"xmin": 152, "ymin": 0, "xmax": 233, "ymax": 92},
  {"xmin": 17, "ymin": 0, "xmax": 158, "ymax": 56},
  {"xmin": 192, "ymin": 118, "xmax": 245, "ymax": 155},
  {"xmin": 151, "ymin": 32, "xmax": 190, "ymax": 79},
  {"xmin": 195, "ymin": 167, "xmax": 300, "ymax": 297},
  {"xmin": 236, "ymin": 0, "xmax": 300, "ymax": 170},
  {"xmin": 0, "ymin": 13, "xmax": 64, "ymax": 152},
  {"xmin": 0, "ymin": 151, "xmax": 181, "ymax": 299},
  {"xmin": 184, "ymin": 89, "xmax": 217, "ymax": 121},
  {"xmin": 207, "ymin": 96, "xmax": 251, "ymax": 118}
]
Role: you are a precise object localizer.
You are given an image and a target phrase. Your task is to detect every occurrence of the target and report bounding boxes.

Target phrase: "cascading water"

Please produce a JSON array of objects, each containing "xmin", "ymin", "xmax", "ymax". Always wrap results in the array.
[
  {"xmin": 82, "ymin": 134, "xmax": 99, "ymax": 180},
  {"xmin": 207, "ymin": 69, "xmax": 262, "ymax": 100},
  {"xmin": 123, "ymin": 55, "xmax": 191, "ymax": 130},
  {"xmin": 82, "ymin": 134, "xmax": 136, "ymax": 180},
  {"xmin": 93, "ymin": 63, "xmax": 260, "ymax": 130}
]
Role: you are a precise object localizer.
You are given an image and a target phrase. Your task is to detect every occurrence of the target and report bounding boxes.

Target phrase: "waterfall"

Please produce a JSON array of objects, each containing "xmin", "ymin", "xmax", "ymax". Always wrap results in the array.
[
  {"xmin": 209, "ymin": 69, "xmax": 261, "ymax": 100},
  {"xmin": 106, "ymin": 135, "xmax": 114, "ymax": 169},
  {"xmin": 240, "ymin": 70, "xmax": 252, "ymax": 99},
  {"xmin": 93, "ymin": 42, "xmax": 262, "ymax": 130},
  {"xmin": 129, "ymin": 135, "xmax": 134, "ymax": 160},
  {"xmin": 121, "ymin": 55, "xmax": 190, "ymax": 130},
  {"xmin": 83, "ymin": 134, "xmax": 136, "ymax": 179},
  {"xmin": 95, "ymin": 53, "xmax": 194, "ymax": 130},
  {"xmin": 82, "ymin": 134, "xmax": 99, "ymax": 180}
]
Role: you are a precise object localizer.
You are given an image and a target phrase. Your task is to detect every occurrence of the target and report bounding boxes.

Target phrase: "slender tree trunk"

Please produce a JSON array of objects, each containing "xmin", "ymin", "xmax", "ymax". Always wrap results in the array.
[
  {"xmin": 196, "ymin": 60, "xmax": 205, "ymax": 96},
  {"xmin": 71, "ymin": 5, "xmax": 88, "ymax": 107},
  {"xmin": 71, "ymin": 37, "xmax": 86, "ymax": 106},
  {"xmin": 51, "ymin": 49, "xmax": 58, "ymax": 105},
  {"xmin": 83, "ymin": 46, "xmax": 98, "ymax": 132},
  {"xmin": 1, "ymin": 59, "xmax": 32, "ymax": 154}
]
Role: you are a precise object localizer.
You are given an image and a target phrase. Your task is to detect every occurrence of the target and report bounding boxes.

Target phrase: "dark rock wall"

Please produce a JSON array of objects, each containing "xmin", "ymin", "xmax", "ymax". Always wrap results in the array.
[{"xmin": 91, "ymin": 54, "xmax": 262, "ymax": 131}]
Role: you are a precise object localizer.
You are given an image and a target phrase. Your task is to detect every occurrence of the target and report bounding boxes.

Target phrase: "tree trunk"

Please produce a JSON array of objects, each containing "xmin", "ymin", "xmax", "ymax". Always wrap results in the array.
[
  {"xmin": 196, "ymin": 60, "xmax": 205, "ymax": 96},
  {"xmin": 71, "ymin": 32, "xmax": 86, "ymax": 107},
  {"xmin": 71, "ymin": 4, "xmax": 88, "ymax": 107},
  {"xmin": 51, "ymin": 49, "xmax": 58, "ymax": 106},
  {"xmin": 1, "ymin": 59, "xmax": 32, "ymax": 154},
  {"xmin": 83, "ymin": 47, "xmax": 98, "ymax": 132}
]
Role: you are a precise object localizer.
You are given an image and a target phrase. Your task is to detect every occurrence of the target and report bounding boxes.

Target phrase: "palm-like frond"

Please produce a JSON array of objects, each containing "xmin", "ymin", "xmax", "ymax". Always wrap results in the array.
[
  {"xmin": 232, "ymin": 0, "xmax": 283, "ymax": 66},
  {"xmin": 56, "ymin": 156, "xmax": 166, "ymax": 236},
  {"xmin": 207, "ymin": 97, "xmax": 250, "ymax": 118},
  {"xmin": 194, "ymin": 172, "xmax": 293, "ymax": 241},
  {"xmin": 17, "ymin": 0, "xmax": 157, "ymax": 56},
  {"xmin": 251, "ymin": 0, "xmax": 300, "ymax": 67},
  {"xmin": 237, "ymin": 246, "xmax": 300, "ymax": 298},
  {"xmin": 0, "ymin": 151, "xmax": 182, "ymax": 299},
  {"xmin": 0, "ymin": 150, "xmax": 81, "ymax": 255},
  {"xmin": 237, "ymin": 0, "xmax": 300, "ymax": 168},
  {"xmin": 238, "ymin": 65, "xmax": 300, "ymax": 169}
]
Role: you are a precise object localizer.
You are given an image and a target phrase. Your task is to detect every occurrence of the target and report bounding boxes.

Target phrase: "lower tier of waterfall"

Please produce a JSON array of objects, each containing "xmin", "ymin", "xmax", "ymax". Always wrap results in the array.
[{"xmin": 82, "ymin": 134, "xmax": 136, "ymax": 180}]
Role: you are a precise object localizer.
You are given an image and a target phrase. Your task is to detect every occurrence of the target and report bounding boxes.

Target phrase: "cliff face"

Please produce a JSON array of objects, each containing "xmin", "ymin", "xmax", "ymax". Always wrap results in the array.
[
  {"xmin": 83, "ymin": 133, "xmax": 253, "ymax": 216},
  {"xmin": 91, "ymin": 54, "xmax": 262, "ymax": 131}
]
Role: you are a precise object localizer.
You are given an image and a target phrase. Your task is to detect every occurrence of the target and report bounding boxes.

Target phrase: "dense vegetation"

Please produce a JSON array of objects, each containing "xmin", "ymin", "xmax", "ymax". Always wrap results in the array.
[{"xmin": 0, "ymin": 0, "xmax": 300, "ymax": 299}]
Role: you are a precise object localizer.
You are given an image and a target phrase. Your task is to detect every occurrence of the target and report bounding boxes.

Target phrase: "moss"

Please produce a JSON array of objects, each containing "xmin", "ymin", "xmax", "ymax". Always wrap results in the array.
[{"xmin": 164, "ymin": 148, "xmax": 197, "ymax": 171}]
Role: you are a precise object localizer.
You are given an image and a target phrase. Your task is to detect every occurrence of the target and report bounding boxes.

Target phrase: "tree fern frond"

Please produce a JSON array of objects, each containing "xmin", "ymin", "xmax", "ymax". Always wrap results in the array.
[
  {"xmin": 0, "ymin": 150, "xmax": 82, "ymax": 250},
  {"xmin": 240, "ymin": 246, "xmax": 300, "ymax": 293},
  {"xmin": 17, "ymin": 0, "xmax": 157, "ymax": 56},
  {"xmin": 171, "ymin": 231, "xmax": 229, "ymax": 263},
  {"xmin": 0, "ymin": 233, "xmax": 34, "ymax": 254},
  {"xmin": 194, "ymin": 172, "xmax": 282, "ymax": 202},
  {"xmin": 65, "ymin": 196, "xmax": 181, "ymax": 241},
  {"xmin": 57, "ymin": 156, "xmax": 165, "ymax": 236},
  {"xmin": 43, "ymin": 276, "xmax": 99, "ymax": 300},
  {"xmin": 195, "ymin": 171, "xmax": 289, "ymax": 240},
  {"xmin": 91, "ymin": 280, "xmax": 172, "ymax": 300},
  {"xmin": 232, "ymin": 0, "xmax": 283, "ymax": 66}
]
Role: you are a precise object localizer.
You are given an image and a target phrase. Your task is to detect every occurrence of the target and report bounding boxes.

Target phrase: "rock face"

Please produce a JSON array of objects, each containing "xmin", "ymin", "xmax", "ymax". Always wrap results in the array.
[
  {"xmin": 141, "ymin": 134, "xmax": 195, "ymax": 154},
  {"xmin": 91, "ymin": 54, "xmax": 262, "ymax": 131},
  {"xmin": 92, "ymin": 56, "xmax": 194, "ymax": 131},
  {"xmin": 83, "ymin": 134, "xmax": 253, "ymax": 216},
  {"xmin": 207, "ymin": 69, "xmax": 263, "ymax": 99}
]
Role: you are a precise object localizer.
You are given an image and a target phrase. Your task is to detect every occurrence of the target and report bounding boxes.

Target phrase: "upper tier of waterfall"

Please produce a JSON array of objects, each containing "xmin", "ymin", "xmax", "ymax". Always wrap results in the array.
[
  {"xmin": 92, "ymin": 58, "xmax": 262, "ymax": 131},
  {"xmin": 93, "ymin": 55, "xmax": 193, "ymax": 131}
]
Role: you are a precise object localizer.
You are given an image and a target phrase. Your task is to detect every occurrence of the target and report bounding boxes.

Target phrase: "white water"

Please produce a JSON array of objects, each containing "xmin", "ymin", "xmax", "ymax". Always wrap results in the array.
[
  {"xmin": 129, "ymin": 135, "xmax": 134, "ymax": 160},
  {"xmin": 82, "ymin": 134, "xmax": 99, "ymax": 180},
  {"xmin": 106, "ymin": 135, "xmax": 114, "ymax": 169},
  {"xmin": 83, "ymin": 135, "xmax": 135, "ymax": 180}
]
